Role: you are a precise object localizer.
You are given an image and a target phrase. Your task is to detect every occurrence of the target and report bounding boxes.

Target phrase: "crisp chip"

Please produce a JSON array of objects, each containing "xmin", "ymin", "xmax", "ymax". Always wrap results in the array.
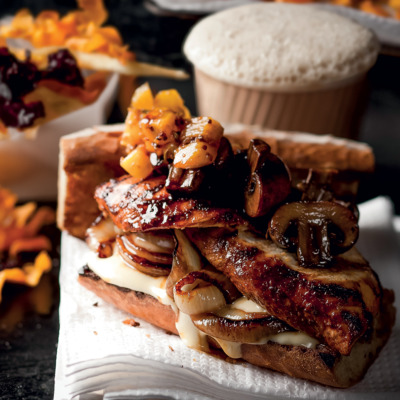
[
  {"xmin": 72, "ymin": 50, "xmax": 188, "ymax": 79},
  {"xmin": 0, "ymin": 0, "xmax": 131, "ymax": 61},
  {"xmin": 0, "ymin": 187, "xmax": 56, "ymax": 303},
  {"xmin": 274, "ymin": 0, "xmax": 400, "ymax": 19},
  {"xmin": 0, "ymin": 251, "xmax": 52, "ymax": 303}
]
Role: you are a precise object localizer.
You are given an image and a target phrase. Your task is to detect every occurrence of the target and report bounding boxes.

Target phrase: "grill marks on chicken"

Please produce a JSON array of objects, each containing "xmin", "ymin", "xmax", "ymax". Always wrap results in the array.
[
  {"xmin": 186, "ymin": 228, "xmax": 382, "ymax": 356},
  {"xmin": 94, "ymin": 175, "xmax": 249, "ymax": 232}
]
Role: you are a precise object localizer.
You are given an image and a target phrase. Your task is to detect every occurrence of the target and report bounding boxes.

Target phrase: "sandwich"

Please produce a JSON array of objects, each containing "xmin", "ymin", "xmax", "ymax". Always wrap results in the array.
[{"xmin": 57, "ymin": 83, "xmax": 395, "ymax": 388}]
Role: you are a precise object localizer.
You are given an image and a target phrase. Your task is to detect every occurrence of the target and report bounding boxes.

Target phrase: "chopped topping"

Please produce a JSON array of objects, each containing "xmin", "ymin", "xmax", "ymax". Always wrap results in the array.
[{"xmin": 121, "ymin": 82, "xmax": 225, "ymax": 181}]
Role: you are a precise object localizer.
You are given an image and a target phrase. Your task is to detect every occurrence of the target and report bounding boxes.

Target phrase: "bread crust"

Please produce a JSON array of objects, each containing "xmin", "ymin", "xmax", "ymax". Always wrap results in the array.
[
  {"xmin": 78, "ymin": 268, "xmax": 178, "ymax": 335},
  {"xmin": 225, "ymin": 126, "xmax": 375, "ymax": 173},
  {"xmin": 78, "ymin": 267, "xmax": 395, "ymax": 388},
  {"xmin": 57, "ymin": 124, "xmax": 125, "ymax": 239}
]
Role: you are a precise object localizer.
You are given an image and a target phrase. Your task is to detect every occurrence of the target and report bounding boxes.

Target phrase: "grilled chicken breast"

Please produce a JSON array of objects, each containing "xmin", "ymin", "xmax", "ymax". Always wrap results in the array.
[
  {"xmin": 95, "ymin": 175, "xmax": 249, "ymax": 232},
  {"xmin": 187, "ymin": 228, "xmax": 382, "ymax": 355}
]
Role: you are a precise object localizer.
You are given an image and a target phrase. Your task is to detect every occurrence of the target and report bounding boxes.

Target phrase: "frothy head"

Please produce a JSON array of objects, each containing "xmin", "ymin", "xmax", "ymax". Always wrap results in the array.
[{"xmin": 183, "ymin": 3, "xmax": 380, "ymax": 91}]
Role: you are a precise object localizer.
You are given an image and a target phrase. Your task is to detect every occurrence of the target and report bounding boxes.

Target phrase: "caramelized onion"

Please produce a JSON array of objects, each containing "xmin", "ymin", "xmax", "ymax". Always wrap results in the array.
[
  {"xmin": 166, "ymin": 230, "xmax": 202, "ymax": 298},
  {"xmin": 119, "ymin": 234, "xmax": 173, "ymax": 265},
  {"xmin": 116, "ymin": 235, "xmax": 171, "ymax": 277},
  {"xmin": 86, "ymin": 216, "xmax": 122, "ymax": 258},
  {"xmin": 175, "ymin": 282, "xmax": 226, "ymax": 315},
  {"xmin": 191, "ymin": 313, "xmax": 294, "ymax": 343},
  {"xmin": 130, "ymin": 231, "xmax": 175, "ymax": 254},
  {"xmin": 174, "ymin": 270, "xmax": 241, "ymax": 315}
]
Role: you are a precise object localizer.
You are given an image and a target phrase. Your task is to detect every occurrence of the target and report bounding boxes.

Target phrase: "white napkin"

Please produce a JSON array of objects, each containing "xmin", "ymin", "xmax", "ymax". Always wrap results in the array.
[{"xmin": 54, "ymin": 196, "xmax": 400, "ymax": 400}]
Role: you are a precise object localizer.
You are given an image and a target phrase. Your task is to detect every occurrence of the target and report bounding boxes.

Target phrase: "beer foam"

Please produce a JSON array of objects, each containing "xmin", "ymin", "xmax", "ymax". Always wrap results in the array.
[{"xmin": 183, "ymin": 3, "xmax": 380, "ymax": 91}]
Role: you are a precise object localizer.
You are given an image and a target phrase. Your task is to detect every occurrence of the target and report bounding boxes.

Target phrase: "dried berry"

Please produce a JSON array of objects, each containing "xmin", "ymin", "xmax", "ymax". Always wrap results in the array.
[
  {"xmin": 43, "ymin": 49, "xmax": 84, "ymax": 87},
  {"xmin": 0, "ymin": 47, "xmax": 84, "ymax": 130}
]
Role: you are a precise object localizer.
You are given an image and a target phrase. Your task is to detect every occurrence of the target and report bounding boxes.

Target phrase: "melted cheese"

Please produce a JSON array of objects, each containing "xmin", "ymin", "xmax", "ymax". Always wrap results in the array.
[
  {"xmin": 231, "ymin": 297, "xmax": 268, "ymax": 313},
  {"xmin": 215, "ymin": 331, "xmax": 319, "ymax": 359},
  {"xmin": 215, "ymin": 338, "xmax": 242, "ymax": 359},
  {"xmin": 176, "ymin": 312, "xmax": 209, "ymax": 352},
  {"xmin": 87, "ymin": 250, "xmax": 173, "ymax": 307},
  {"xmin": 87, "ymin": 250, "xmax": 318, "ymax": 357},
  {"xmin": 268, "ymin": 332, "xmax": 319, "ymax": 349}
]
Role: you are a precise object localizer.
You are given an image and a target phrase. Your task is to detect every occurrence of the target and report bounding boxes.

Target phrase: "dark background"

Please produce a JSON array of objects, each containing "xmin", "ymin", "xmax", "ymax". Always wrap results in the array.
[{"xmin": 0, "ymin": 1, "xmax": 399, "ymax": 399}]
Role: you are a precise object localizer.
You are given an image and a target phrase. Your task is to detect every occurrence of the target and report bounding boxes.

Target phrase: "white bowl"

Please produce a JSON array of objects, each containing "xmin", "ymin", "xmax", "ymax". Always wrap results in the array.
[{"xmin": 0, "ymin": 72, "xmax": 119, "ymax": 201}]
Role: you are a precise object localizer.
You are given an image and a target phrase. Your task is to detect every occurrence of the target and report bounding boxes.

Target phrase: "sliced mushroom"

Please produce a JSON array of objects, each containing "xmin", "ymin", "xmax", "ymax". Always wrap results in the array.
[
  {"xmin": 213, "ymin": 136, "xmax": 234, "ymax": 171},
  {"xmin": 165, "ymin": 166, "xmax": 205, "ymax": 195},
  {"xmin": 297, "ymin": 168, "xmax": 360, "ymax": 220},
  {"xmin": 191, "ymin": 313, "xmax": 294, "ymax": 343},
  {"xmin": 297, "ymin": 168, "xmax": 338, "ymax": 202},
  {"xmin": 244, "ymin": 139, "xmax": 291, "ymax": 218},
  {"xmin": 268, "ymin": 201, "xmax": 359, "ymax": 268}
]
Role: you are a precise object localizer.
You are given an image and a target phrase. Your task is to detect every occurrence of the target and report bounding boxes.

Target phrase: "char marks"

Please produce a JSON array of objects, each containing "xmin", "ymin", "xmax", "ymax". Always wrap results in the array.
[
  {"xmin": 95, "ymin": 175, "xmax": 249, "ymax": 232},
  {"xmin": 186, "ymin": 228, "xmax": 382, "ymax": 355}
]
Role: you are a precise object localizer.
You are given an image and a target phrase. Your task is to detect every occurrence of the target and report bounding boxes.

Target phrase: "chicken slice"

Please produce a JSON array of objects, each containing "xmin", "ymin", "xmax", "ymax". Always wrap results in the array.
[
  {"xmin": 186, "ymin": 228, "xmax": 382, "ymax": 356},
  {"xmin": 94, "ymin": 175, "xmax": 249, "ymax": 232}
]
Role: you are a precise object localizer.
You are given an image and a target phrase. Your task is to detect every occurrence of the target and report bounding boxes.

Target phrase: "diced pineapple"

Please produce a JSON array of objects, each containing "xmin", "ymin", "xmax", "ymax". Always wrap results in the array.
[
  {"xmin": 183, "ymin": 117, "xmax": 223, "ymax": 144},
  {"xmin": 120, "ymin": 145, "xmax": 153, "ymax": 180},
  {"xmin": 173, "ymin": 140, "xmax": 219, "ymax": 169},
  {"xmin": 138, "ymin": 110, "xmax": 180, "ymax": 155},
  {"xmin": 154, "ymin": 89, "xmax": 191, "ymax": 118},
  {"xmin": 130, "ymin": 82, "xmax": 154, "ymax": 110},
  {"xmin": 121, "ymin": 110, "xmax": 143, "ymax": 148}
]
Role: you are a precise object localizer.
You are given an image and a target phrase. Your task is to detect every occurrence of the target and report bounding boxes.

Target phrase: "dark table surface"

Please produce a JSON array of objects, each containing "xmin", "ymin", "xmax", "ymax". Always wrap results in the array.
[{"xmin": 0, "ymin": 1, "xmax": 399, "ymax": 399}]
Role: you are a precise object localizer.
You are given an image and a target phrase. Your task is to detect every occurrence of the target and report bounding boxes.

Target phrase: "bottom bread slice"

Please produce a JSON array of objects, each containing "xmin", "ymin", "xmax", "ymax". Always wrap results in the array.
[{"xmin": 78, "ymin": 267, "xmax": 395, "ymax": 389}]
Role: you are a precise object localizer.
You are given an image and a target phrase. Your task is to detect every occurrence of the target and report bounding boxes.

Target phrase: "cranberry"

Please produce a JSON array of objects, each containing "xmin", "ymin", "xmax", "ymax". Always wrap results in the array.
[
  {"xmin": 0, "ymin": 47, "xmax": 40, "ymax": 100},
  {"xmin": 0, "ymin": 47, "xmax": 85, "ymax": 129},
  {"xmin": 43, "ymin": 49, "xmax": 84, "ymax": 87}
]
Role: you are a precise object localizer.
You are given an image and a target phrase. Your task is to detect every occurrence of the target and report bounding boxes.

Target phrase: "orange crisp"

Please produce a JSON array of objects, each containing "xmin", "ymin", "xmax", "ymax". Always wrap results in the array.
[
  {"xmin": 270, "ymin": 0, "xmax": 400, "ymax": 19},
  {"xmin": 0, "ymin": 187, "xmax": 55, "ymax": 303},
  {"xmin": 0, "ymin": 0, "xmax": 134, "ymax": 63}
]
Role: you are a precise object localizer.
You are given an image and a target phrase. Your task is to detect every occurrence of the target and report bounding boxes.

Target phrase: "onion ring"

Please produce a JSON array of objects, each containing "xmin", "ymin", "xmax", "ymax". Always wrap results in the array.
[
  {"xmin": 86, "ymin": 216, "xmax": 121, "ymax": 258},
  {"xmin": 119, "ymin": 233, "xmax": 173, "ymax": 265},
  {"xmin": 173, "ymin": 270, "xmax": 240, "ymax": 315},
  {"xmin": 130, "ymin": 230, "xmax": 175, "ymax": 255},
  {"xmin": 116, "ymin": 236, "xmax": 171, "ymax": 277}
]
